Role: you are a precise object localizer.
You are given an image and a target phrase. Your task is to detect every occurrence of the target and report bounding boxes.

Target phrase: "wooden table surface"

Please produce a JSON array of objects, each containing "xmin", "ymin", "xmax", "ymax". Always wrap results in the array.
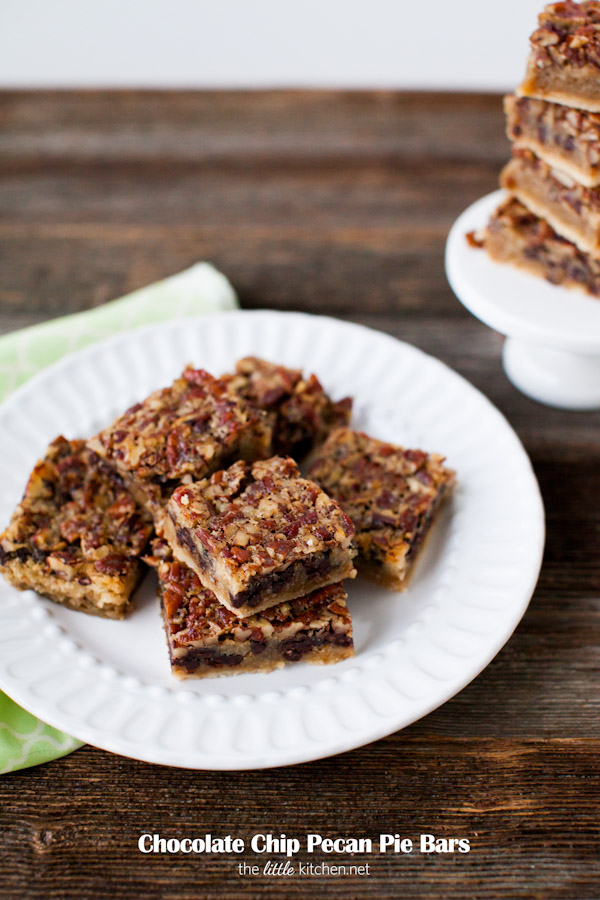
[{"xmin": 0, "ymin": 91, "xmax": 598, "ymax": 900}]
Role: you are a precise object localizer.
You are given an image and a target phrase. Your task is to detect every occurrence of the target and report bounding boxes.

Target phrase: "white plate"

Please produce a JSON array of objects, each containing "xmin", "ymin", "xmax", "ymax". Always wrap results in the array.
[{"xmin": 0, "ymin": 311, "xmax": 544, "ymax": 769}]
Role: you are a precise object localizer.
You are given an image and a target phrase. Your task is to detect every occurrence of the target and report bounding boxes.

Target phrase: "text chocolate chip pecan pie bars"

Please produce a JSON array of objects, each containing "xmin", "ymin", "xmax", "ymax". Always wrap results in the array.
[
  {"xmin": 309, "ymin": 428, "xmax": 455, "ymax": 590},
  {"xmin": 146, "ymin": 539, "xmax": 354, "ymax": 679},
  {"xmin": 0, "ymin": 437, "xmax": 153, "ymax": 619},
  {"xmin": 222, "ymin": 356, "xmax": 352, "ymax": 459},
  {"xmin": 519, "ymin": 1, "xmax": 600, "ymax": 113},
  {"xmin": 87, "ymin": 367, "xmax": 272, "ymax": 519},
  {"xmin": 163, "ymin": 456, "xmax": 357, "ymax": 617}
]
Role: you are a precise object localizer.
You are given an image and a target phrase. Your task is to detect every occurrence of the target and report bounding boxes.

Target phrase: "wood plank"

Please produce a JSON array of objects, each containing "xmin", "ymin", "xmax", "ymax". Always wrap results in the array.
[
  {"xmin": 0, "ymin": 739, "xmax": 598, "ymax": 899},
  {"xmin": 0, "ymin": 227, "xmax": 487, "ymax": 319},
  {"xmin": 0, "ymin": 91, "xmax": 508, "ymax": 166}
]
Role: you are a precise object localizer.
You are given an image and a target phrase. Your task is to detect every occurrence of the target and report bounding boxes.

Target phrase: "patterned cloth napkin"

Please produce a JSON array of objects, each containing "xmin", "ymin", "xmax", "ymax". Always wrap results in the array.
[{"xmin": 0, "ymin": 263, "xmax": 238, "ymax": 773}]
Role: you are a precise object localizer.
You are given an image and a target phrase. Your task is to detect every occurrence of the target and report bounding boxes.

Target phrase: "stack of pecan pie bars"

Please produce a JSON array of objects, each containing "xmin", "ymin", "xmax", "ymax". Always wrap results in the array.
[
  {"xmin": 473, "ymin": 1, "xmax": 600, "ymax": 296},
  {"xmin": 0, "ymin": 357, "xmax": 454, "ymax": 679}
]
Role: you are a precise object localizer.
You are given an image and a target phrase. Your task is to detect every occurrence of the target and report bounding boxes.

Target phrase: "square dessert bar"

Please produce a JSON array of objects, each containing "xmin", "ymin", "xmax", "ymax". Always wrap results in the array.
[
  {"xmin": 505, "ymin": 94, "xmax": 600, "ymax": 187},
  {"xmin": 146, "ymin": 540, "xmax": 354, "ymax": 679},
  {"xmin": 87, "ymin": 367, "xmax": 271, "ymax": 518},
  {"xmin": 163, "ymin": 456, "xmax": 357, "ymax": 617},
  {"xmin": 222, "ymin": 357, "xmax": 352, "ymax": 459},
  {"xmin": 309, "ymin": 428, "xmax": 455, "ymax": 590},
  {"xmin": 468, "ymin": 196, "xmax": 600, "ymax": 297},
  {"xmin": 0, "ymin": 437, "xmax": 153, "ymax": 619},
  {"xmin": 519, "ymin": 1, "xmax": 600, "ymax": 113},
  {"xmin": 501, "ymin": 148, "xmax": 600, "ymax": 257}
]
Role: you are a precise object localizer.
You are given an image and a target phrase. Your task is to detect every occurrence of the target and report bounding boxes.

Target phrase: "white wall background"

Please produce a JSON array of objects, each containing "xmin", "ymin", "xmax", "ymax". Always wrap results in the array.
[{"xmin": 1, "ymin": 0, "xmax": 544, "ymax": 91}]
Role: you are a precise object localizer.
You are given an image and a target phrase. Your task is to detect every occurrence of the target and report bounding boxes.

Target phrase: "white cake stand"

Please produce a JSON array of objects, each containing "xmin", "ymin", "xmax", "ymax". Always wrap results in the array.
[{"xmin": 445, "ymin": 189, "xmax": 600, "ymax": 410}]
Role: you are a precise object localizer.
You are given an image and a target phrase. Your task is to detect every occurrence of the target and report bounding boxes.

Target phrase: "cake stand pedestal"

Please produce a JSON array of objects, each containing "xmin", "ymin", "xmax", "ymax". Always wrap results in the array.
[{"xmin": 445, "ymin": 190, "xmax": 600, "ymax": 410}]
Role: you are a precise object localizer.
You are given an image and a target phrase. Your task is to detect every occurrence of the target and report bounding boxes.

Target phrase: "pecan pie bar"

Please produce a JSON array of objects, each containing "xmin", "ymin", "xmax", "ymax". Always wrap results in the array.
[
  {"xmin": 309, "ymin": 428, "xmax": 455, "ymax": 590},
  {"xmin": 87, "ymin": 367, "xmax": 271, "ymax": 519},
  {"xmin": 0, "ymin": 437, "xmax": 153, "ymax": 618},
  {"xmin": 163, "ymin": 456, "xmax": 357, "ymax": 616},
  {"xmin": 501, "ymin": 148, "xmax": 600, "ymax": 256},
  {"xmin": 468, "ymin": 195, "xmax": 600, "ymax": 296},
  {"xmin": 222, "ymin": 357, "xmax": 352, "ymax": 459},
  {"xmin": 518, "ymin": 1, "xmax": 600, "ymax": 113},
  {"xmin": 505, "ymin": 94, "xmax": 600, "ymax": 187},
  {"xmin": 146, "ymin": 540, "xmax": 353, "ymax": 679}
]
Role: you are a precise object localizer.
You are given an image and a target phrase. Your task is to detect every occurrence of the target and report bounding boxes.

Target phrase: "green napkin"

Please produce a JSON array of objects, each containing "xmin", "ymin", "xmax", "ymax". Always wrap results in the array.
[{"xmin": 0, "ymin": 262, "xmax": 238, "ymax": 773}]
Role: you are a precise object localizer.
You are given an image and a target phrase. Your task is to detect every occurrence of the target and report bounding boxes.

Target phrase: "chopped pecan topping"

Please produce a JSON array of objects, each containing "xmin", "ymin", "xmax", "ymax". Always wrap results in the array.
[
  {"xmin": 309, "ymin": 428, "xmax": 455, "ymax": 562},
  {"xmin": 222, "ymin": 357, "xmax": 352, "ymax": 458},
  {"xmin": 529, "ymin": 2, "xmax": 600, "ymax": 70},
  {"xmin": 94, "ymin": 553, "xmax": 131, "ymax": 576},
  {"xmin": 0, "ymin": 437, "xmax": 153, "ymax": 583},
  {"xmin": 88, "ymin": 367, "xmax": 272, "ymax": 512},
  {"xmin": 168, "ymin": 456, "xmax": 356, "ymax": 581}
]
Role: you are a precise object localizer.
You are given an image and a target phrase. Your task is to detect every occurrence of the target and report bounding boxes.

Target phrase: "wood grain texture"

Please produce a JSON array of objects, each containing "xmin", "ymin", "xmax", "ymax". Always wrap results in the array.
[{"xmin": 0, "ymin": 91, "xmax": 599, "ymax": 900}]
